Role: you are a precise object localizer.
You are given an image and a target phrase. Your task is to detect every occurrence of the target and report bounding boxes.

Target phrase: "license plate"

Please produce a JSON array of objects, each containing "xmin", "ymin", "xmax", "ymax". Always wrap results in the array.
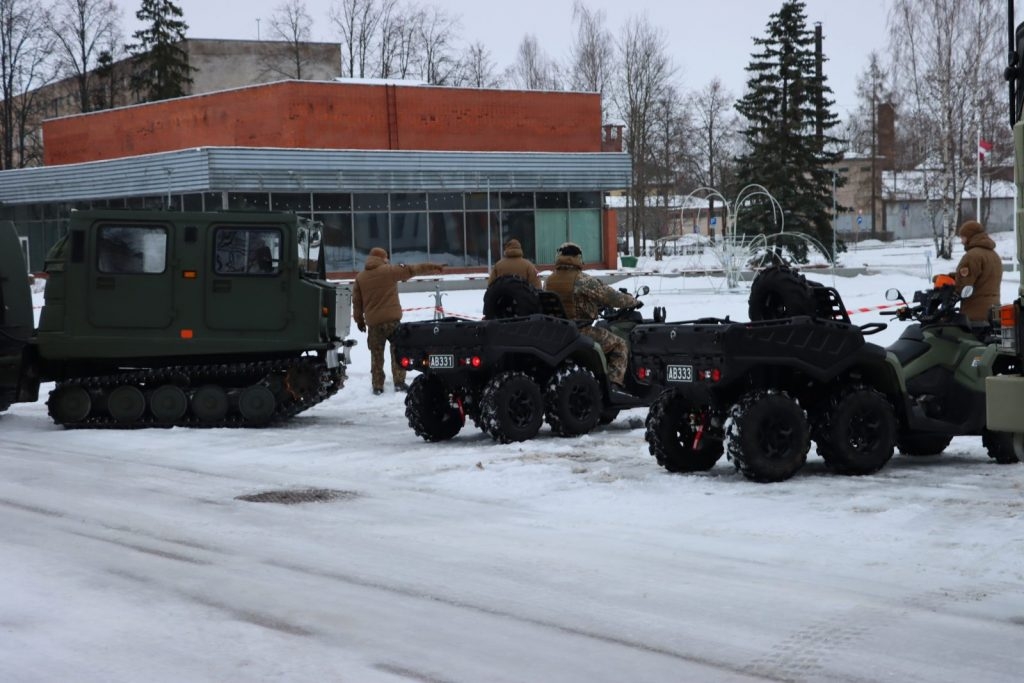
[
  {"xmin": 428, "ymin": 354, "xmax": 455, "ymax": 369},
  {"xmin": 666, "ymin": 364, "xmax": 693, "ymax": 382}
]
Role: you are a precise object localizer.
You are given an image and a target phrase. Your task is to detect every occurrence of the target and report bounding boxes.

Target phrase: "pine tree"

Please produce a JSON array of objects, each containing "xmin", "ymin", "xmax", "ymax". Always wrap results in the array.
[
  {"xmin": 127, "ymin": 0, "xmax": 194, "ymax": 102},
  {"xmin": 734, "ymin": 0, "xmax": 844, "ymax": 261}
]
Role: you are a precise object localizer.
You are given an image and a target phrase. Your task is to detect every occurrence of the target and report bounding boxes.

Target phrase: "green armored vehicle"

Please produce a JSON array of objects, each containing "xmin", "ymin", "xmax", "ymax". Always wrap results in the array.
[{"xmin": 0, "ymin": 210, "xmax": 354, "ymax": 428}]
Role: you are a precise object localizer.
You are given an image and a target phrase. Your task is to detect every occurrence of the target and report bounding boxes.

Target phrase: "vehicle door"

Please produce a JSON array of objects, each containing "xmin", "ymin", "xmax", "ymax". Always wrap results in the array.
[
  {"xmin": 206, "ymin": 225, "xmax": 289, "ymax": 331},
  {"xmin": 87, "ymin": 221, "xmax": 174, "ymax": 329}
]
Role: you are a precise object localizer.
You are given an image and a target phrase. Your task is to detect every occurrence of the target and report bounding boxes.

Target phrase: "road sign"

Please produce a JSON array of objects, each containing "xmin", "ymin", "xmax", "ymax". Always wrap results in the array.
[
  {"xmin": 857, "ymin": 216, "xmax": 863, "ymax": 225},
  {"xmin": 710, "ymin": 217, "xmax": 717, "ymax": 225}
]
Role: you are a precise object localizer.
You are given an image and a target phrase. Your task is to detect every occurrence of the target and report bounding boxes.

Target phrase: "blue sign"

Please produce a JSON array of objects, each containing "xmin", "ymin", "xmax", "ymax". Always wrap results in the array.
[
  {"xmin": 710, "ymin": 217, "xmax": 717, "ymax": 225},
  {"xmin": 856, "ymin": 216, "xmax": 863, "ymax": 225}
]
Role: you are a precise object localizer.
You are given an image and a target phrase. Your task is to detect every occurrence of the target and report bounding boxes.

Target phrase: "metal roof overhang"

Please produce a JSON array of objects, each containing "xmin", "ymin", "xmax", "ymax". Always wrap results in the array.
[{"xmin": 0, "ymin": 147, "xmax": 632, "ymax": 204}]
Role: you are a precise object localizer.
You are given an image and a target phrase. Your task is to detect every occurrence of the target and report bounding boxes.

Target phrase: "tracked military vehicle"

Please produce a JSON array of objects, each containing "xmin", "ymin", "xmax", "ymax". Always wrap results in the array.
[{"xmin": 0, "ymin": 210, "xmax": 354, "ymax": 428}]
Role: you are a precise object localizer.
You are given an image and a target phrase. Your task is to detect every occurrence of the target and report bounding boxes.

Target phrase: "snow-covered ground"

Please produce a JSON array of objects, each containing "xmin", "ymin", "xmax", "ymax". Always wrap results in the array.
[{"xmin": 2, "ymin": 237, "xmax": 1024, "ymax": 683}]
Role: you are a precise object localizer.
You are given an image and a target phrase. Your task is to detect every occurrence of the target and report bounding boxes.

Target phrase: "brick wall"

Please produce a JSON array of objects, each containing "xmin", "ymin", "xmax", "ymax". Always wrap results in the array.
[{"xmin": 42, "ymin": 81, "xmax": 603, "ymax": 165}]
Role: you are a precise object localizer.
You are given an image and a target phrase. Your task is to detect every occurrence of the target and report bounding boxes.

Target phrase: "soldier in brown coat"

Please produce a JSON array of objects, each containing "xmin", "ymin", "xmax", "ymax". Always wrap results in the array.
[
  {"xmin": 950, "ymin": 220, "xmax": 1002, "ymax": 323},
  {"xmin": 488, "ymin": 238, "xmax": 541, "ymax": 288},
  {"xmin": 353, "ymin": 247, "xmax": 444, "ymax": 394}
]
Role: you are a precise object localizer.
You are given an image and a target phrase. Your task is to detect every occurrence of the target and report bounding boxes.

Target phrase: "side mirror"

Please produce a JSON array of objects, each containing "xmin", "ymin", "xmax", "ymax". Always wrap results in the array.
[
  {"xmin": 639, "ymin": 285, "xmax": 650, "ymax": 296},
  {"xmin": 961, "ymin": 285, "xmax": 974, "ymax": 299},
  {"xmin": 885, "ymin": 288, "xmax": 902, "ymax": 301}
]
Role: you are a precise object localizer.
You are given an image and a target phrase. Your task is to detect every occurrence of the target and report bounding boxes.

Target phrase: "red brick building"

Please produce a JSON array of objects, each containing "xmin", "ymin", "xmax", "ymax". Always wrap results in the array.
[{"xmin": 3, "ymin": 80, "xmax": 631, "ymax": 274}]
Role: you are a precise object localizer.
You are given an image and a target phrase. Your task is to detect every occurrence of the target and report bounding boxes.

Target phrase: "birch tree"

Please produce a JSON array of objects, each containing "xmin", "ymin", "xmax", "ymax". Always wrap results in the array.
[{"xmin": 888, "ymin": 0, "xmax": 1003, "ymax": 258}]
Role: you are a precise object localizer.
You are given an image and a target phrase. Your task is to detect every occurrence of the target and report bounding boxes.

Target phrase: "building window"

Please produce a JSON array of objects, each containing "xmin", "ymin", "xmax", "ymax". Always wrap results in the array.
[
  {"xmin": 272, "ymin": 192, "xmax": 312, "ymax": 213},
  {"xmin": 97, "ymin": 225, "xmax": 167, "ymax": 274},
  {"xmin": 213, "ymin": 227, "xmax": 282, "ymax": 275},
  {"xmin": 228, "ymin": 192, "xmax": 270, "ymax": 210}
]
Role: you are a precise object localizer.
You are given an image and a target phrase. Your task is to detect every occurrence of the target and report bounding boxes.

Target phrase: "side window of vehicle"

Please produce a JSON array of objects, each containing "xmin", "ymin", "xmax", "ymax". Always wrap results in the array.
[
  {"xmin": 97, "ymin": 225, "xmax": 168, "ymax": 274},
  {"xmin": 214, "ymin": 227, "xmax": 282, "ymax": 276}
]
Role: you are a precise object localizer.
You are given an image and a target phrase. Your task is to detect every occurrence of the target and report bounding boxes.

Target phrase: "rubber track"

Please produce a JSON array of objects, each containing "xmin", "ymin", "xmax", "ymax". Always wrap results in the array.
[{"xmin": 48, "ymin": 357, "xmax": 344, "ymax": 429}]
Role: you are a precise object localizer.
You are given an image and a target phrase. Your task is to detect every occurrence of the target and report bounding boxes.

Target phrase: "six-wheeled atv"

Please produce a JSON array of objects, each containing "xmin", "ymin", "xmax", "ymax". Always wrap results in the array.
[
  {"xmin": 634, "ymin": 266, "xmax": 1018, "ymax": 482},
  {"xmin": 392, "ymin": 275, "xmax": 665, "ymax": 443}
]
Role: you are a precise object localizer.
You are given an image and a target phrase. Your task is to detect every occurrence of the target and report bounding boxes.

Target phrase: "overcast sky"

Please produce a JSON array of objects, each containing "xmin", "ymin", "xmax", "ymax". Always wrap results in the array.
[{"xmin": 108, "ymin": 0, "xmax": 1006, "ymax": 121}]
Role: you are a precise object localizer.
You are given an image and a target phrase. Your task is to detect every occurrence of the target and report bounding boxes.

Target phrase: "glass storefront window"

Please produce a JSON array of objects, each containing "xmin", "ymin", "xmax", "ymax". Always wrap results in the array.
[
  {"xmin": 272, "ymin": 193, "xmax": 312, "ymax": 212},
  {"xmin": 228, "ymin": 192, "xmax": 270, "ymax": 210},
  {"xmin": 428, "ymin": 211, "xmax": 466, "ymax": 266},
  {"xmin": 501, "ymin": 212, "xmax": 536, "ymax": 261},
  {"xmin": 465, "ymin": 192, "xmax": 499, "ymax": 210},
  {"xmin": 319, "ymin": 213, "xmax": 354, "ymax": 272},
  {"xmin": 536, "ymin": 192, "xmax": 568, "ymax": 209},
  {"xmin": 354, "ymin": 193, "xmax": 389, "ymax": 211},
  {"xmin": 203, "ymin": 192, "xmax": 224, "ymax": 210},
  {"xmin": 570, "ymin": 192, "xmax": 602, "ymax": 209},
  {"xmin": 428, "ymin": 193, "xmax": 463, "ymax": 211},
  {"xmin": 390, "ymin": 212, "xmax": 428, "ymax": 263},
  {"xmin": 391, "ymin": 193, "xmax": 426, "ymax": 211},
  {"xmin": 313, "ymin": 193, "xmax": 351, "ymax": 212},
  {"xmin": 353, "ymin": 212, "xmax": 389, "ymax": 259},
  {"xmin": 500, "ymin": 192, "xmax": 534, "ymax": 210},
  {"xmin": 465, "ymin": 211, "xmax": 500, "ymax": 267}
]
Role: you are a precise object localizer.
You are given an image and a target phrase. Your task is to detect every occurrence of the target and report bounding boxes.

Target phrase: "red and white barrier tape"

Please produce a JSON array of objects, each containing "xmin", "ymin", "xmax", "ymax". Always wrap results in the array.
[{"xmin": 846, "ymin": 303, "xmax": 900, "ymax": 316}]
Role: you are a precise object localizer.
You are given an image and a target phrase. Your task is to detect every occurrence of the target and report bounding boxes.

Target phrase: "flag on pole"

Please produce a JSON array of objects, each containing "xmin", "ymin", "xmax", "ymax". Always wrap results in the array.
[{"xmin": 979, "ymin": 138, "xmax": 994, "ymax": 161}]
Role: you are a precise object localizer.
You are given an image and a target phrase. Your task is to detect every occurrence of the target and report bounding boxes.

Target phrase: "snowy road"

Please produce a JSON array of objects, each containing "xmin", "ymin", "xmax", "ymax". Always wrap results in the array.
[{"xmin": 3, "ymin": 263, "xmax": 1024, "ymax": 682}]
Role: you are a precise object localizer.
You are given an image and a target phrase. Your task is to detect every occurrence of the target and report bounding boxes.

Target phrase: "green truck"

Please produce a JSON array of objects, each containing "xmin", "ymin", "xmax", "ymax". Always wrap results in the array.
[{"xmin": 0, "ymin": 209, "xmax": 354, "ymax": 428}]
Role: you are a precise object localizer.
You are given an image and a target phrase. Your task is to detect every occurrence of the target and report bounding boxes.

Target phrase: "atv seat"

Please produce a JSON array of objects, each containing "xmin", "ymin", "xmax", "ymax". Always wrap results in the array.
[{"xmin": 538, "ymin": 290, "xmax": 568, "ymax": 318}]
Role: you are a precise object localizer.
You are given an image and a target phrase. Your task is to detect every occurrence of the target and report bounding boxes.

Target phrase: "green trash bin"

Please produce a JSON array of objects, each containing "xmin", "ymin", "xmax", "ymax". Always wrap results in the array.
[{"xmin": 620, "ymin": 255, "xmax": 638, "ymax": 268}]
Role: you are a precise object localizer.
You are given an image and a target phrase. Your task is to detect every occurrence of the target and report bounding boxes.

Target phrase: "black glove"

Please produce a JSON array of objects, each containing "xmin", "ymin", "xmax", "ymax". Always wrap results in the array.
[
  {"xmin": 633, "ymin": 301, "xmax": 644, "ymax": 310},
  {"xmin": 357, "ymin": 321, "xmax": 366, "ymax": 332}
]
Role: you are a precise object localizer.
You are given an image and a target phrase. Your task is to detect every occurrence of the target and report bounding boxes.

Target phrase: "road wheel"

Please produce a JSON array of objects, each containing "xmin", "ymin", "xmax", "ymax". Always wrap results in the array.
[
  {"xmin": 482, "ymin": 275, "xmax": 541, "ymax": 320},
  {"xmin": 598, "ymin": 407, "xmax": 620, "ymax": 425},
  {"xmin": 107, "ymin": 385, "xmax": 146, "ymax": 424},
  {"xmin": 895, "ymin": 432, "xmax": 953, "ymax": 456},
  {"xmin": 748, "ymin": 265, "xmax": 818, "ymax": 321},
  {"xmin": 405, "ymin": 375, "xmax": 464, "ymax": 442},
  {"xmin": 479, "ymin": 371, "xmax": 543, "ymax": 443},
  {"xmin": 726, "ymin": 390, "xmax": 809, "ymax": 482},
  {"xmin": 48, "ymin": 384, "xmax": 92, "ymax": 425},
  {"xmin": 982, "ymin": 429, "xmax": 1021, "ymax": 464},
  {"xmin": 544, "ymin": 363, "xmax": 602, "ymax": 436},
  {"xmin": 645, "ymin": 389, "xmax": 723, "ymax": 473},
  {"xmin": 814, "ymin": 386, "xmax": 896, "ymax": 475},
  {"xmin": 150, "ymin": 385, "xmax": 188, "ymax": 424},
  {"xmin": 238, "ymin": 385, "xmax": 277, "ymax": 425},
  {"xmin": 191, "ymin": 385, "xmax": 228, "ymax": 423}
]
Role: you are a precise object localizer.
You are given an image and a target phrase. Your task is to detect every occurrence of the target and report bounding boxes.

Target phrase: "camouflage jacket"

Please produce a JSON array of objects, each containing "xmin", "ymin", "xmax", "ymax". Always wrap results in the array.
[{"xmin": 545, "ymin": 263, "xmax": 637, "ymax": 322}]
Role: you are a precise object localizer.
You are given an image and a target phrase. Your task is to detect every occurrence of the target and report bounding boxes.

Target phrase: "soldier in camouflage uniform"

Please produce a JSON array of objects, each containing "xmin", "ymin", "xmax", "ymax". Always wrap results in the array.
[
  {"xmin": 353, "ymin": 247, "xmax": 444, "ymax": 394},
  {"xmin": 544, "ymin": 242, "xmax": 638, "ymax": 388}
]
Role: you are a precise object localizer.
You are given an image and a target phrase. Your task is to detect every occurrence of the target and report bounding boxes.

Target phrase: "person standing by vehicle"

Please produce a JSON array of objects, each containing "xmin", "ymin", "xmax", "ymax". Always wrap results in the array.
[
  {"xmin": 951, "ymin": 220, "xmax": 1002, "ymax": 322},
  {"xmin": 544, "ymin": 242, "xmax": 638, "ymax": 390},
  {"xmin": 353, "ymin": 248, "xmax": 444, "ymax": 394},
  {"xmin": 488, "ymin": 238, "xmax": 541, "ymax": 288}
]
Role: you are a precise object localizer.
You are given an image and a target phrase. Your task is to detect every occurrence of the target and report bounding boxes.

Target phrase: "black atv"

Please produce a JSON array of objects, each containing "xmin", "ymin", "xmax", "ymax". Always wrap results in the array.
[
  {"xmin": 634, "ymin": 266, "xmax": 1018, "ymax": 482},
  {"xmin": 392, "ymin": 275, "xmax": 665, "ymax": 443}
]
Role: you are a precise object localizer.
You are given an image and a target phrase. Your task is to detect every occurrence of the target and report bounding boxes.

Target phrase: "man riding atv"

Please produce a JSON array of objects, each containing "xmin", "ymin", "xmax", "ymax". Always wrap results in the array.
[{"xmin": 544, "ymin": 242, "xmax": 639, "ymax": 391}]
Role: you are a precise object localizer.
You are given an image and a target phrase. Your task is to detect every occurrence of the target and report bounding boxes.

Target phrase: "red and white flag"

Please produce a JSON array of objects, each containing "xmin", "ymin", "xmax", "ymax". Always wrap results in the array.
[{"xmin": 978, "ymin": 138, "xmax": 993, "ymax": 160}]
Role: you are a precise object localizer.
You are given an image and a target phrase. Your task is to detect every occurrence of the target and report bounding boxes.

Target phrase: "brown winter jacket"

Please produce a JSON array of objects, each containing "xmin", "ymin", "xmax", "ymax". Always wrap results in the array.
[
  {"xmin": 488, "ymin": 239, "xmax": 541, "ymax": 287},
  {"xmin": 954, "ymin": 231, "xmax": 1002, "ymax": 323},
  {"xmin": 352, "ymin": 248, "xmax": 444, "ymax": 327}
]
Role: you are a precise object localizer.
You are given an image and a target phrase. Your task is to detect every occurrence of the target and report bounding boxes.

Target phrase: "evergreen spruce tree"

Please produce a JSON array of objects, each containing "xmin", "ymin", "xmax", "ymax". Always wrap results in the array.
[
  {"xmin": 127, "ymin": 0, "xmax": 195, "ymax": 102},
  {"xmin": 734, "ymin": 0, "xmax": 844, "ymax": 261}
]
